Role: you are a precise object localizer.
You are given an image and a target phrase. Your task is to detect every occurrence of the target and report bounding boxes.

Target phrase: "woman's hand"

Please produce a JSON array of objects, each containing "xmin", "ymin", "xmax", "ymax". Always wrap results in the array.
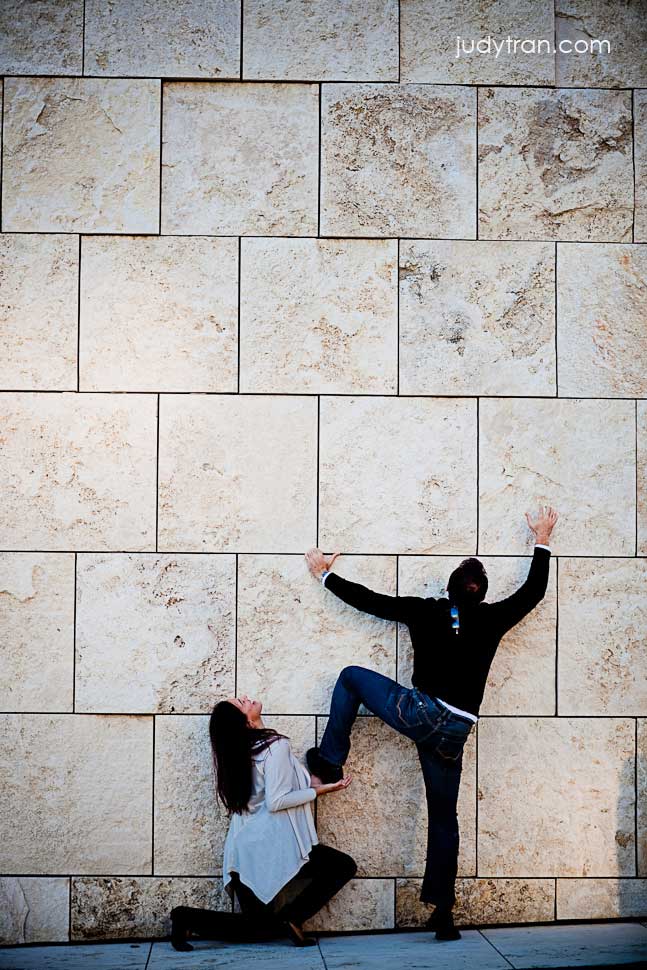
[
  {"xmin": 525, "ymin": 505, "xmax": 559, "ymax": 546},
  {"xmin": 313, "ymin": 776, "xmax": 352, "ymax": 797},
  {"xmin": 305, "ymin": 547, "xmax": 341, "ymax": 580}
]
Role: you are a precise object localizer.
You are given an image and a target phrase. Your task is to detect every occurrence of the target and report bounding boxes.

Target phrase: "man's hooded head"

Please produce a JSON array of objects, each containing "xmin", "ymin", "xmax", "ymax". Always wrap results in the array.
[{"xmin": 446, "ymin": 557, "xmax": 488, "ymax": 609}]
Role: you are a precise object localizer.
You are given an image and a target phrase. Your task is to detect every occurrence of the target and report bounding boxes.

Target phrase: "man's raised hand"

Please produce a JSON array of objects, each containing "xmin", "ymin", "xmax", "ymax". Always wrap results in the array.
[
  {"xmin": 525, "ymin": 505, "xmax": 559, "ymax": 545},
  {"xmin": 305, "ymin": 547, "xmax": 341, "ymax": 580}
]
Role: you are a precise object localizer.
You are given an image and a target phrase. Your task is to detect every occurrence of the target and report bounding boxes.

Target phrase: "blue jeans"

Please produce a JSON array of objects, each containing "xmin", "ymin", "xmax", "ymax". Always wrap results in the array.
[{"xmin": 319, "ymin": 665, "xmax": 475, "ymax": 910}]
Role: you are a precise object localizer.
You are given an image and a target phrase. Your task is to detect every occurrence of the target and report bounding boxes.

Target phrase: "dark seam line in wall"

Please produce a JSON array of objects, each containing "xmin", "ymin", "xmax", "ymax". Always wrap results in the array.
[
  {"xmin": 318, "ymin": 83, "xmax": 322, "ymax": 236},
  {"xmin": 81, "ymin": 0, "xmax": 86, "ymax": 76},
  {"xmin": 316, "ymin": 396, "xmax": 320, "ymax": 546},
  {"xmin": 553, "ymin": 0, "xmax": 557, "ymax": 88},
  {"xmin": 475, "ymin": 86, "xmax": 479, "ymax": 240},
  {"xmin": 395, "ymin": 555, "xmax": 399, "ymax": 680},
  {"xmin": 0, "ymin": 78, "xmax": 5, "ymax": 230},
  {"xmin": 475, "ymin": 719, "xmax": 479, "ymax": 876},
  {"xmin": 2, "ymin": 74, "xmax": 637, "ymax": 92},
  {"xmin": 635, "ymin": 400, "xmax": 639, "ymax": 557},
  {"xmin": 68, "ymin": 876, "xmax": 72, "ymax": 942},
  {"xmin": 2, "ymin": 390, "xmax": 644, "ymax": 401},
  {"xmin": 2, "ymin": 551, "xmax": 640, "ymax": 559},
  {"xmin": 631, "ymin": 89, "xmax": 636, "ymax": 244},
  {"xmin": 155, "ymin": 394, "xmax": 160, "ymax": 553},
  {"xmin": 476, "ymin": 397, "xmax": 480, "ymax": 555},
  {"xmin": 554, "ymin": 876, "xmax": 557, "ymax": 921},
  {"xmin": 9, "ymin": 873, "xmax": 647, "ymax": 880},
  {"xmin": 151, "ymin": 716, "xmax": 155, "ymax": 876},
  {"xmin": 77, "ymin": 235, "xmax": 82, "ymax": 391},
  {"xmin": 396, "ymin": 237, "xmax": 400, "ymax": 395},
  {"xmin": 158, "ymin": 82, "xmax": 163, "ymax": 234},
  {"xmin": 234, "ymin": 553, "xmax": 238, "ymax": 697},
  {"xmin": 237, "ymin": 237, "xmax": 241, "ymax": 394},
  {"xmin": 554, "ymin": 242, "xmax": 558, "ymax": 396},
  {"xmin": 72, "ymin": 554, "xmax": 77, "ymax": 714},
  {"xmin": 397, "ymin": 0, "xmax": 401, "ymax": 83},
  {"xmin": 9, "ymin": 712, "xmax": 642, "ymax": 720},
  {"xmin": 635, "ymin": 717, "xmax": 639, "ymax": 876},
  {"xmin": 555, "ymin": 556, "xmax": 559, "ymax": 716},
  {"xmin": 239, "ymin": 0, "xmax": 244, "ymax": 79}
]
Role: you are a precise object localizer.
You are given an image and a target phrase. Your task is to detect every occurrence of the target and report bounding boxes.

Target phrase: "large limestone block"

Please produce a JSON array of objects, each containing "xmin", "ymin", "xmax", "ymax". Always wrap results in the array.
[
  {"xmin": 319, "ymin": 397, "xmax": 477, "ymax": 554},
  {"xmin": 321, "ymin": 83, "xmax": 476, "ymax": 238},
  {"xmin": 0, "ymin": 392, "xmax": 157, "ymax": 551},
  {"xmin": 76, "ymin": 554, "xmax": 236, "ymax": 714},
  {"xmin": 557, "ymin": 244, "xmax": 647, "ymax": 397},
  {"xmin": 0, "ymin": 0, "xmax": 83, "ymax": 75},
  {"xmin": 80, "ymin": 236, "xmax": 238, "ymax": 393},
  {"xmin": 237, "ymin": 555, "xmax": 396, "ymax": 714},
  {"xmin": 0, "ymin": 714, "xmax": 153, "ymax": 873},
  {"xmin": 304, "ymin": 880, "xmax": 394, "ymax": 932},
  {"xmin": 397, "ymin": 556, "xmax": 557, "ymax": 715},
  {"xmin": 240, "ymin": 238, "xmax": 397, "ymax": 394},
  {"xmin": 401, "ymin": 0, "xmax": 554, "ymax": 85},
  {"xmin": 0, "ymin": 877, "xmax": 69, "ymax": 944},
  {"xmin": 557, "ymin": 878, "xmax": 647, "ymax": 919},
  {"xmin": 477, "ymin": 717, "xmax": 635, "ymax": 876},
  {"xmin": 154, "ymin": 715, "xmax": 314, "ymax": 873},
  {"xmin": 2, "ymin": 77, "xmax": 160, "ymax": 233},
  {"xmin": 0, "ymin": 554, "xmax": 74, "ymax": 713},
  {"xmin": 639, "ymin": 719, "xmax": 647, "ymax": 875},
  {"xmin": 636, "ymin": 92, "xmax": 647, "ymax": 243},
  {"xmin": 399, "ymin": 240, "xmax": 555, "ymax": 396},
  {"xmin": 556, "ymin": 1, "xmax": 647, "ymax": 88},
  {"xmin": 316, "ymin": 716, "xmax": 476, "ymax": 877},
  {"xmin": 162, "ymin": 82, "xmax": 318, "ymax": 235},
  {"xmin": 558, "ymin": 559, "xmax": 647, "ymax": 716},
  {"xmin": 158, "ymin": 395, "xmax": 317, "ymax": 552},
  {"xmin": 640, "ymin": 402, "xmax": 647, "ymax": 556},
  {"xmin": 397, "ymin": 877, "xmax": 554, "ymax": 926},
  {"xmin": 478, "ymin": 398, "xmax": 635, "ymax": 556},
  {"xmin": 85, "ymin": 0, "xmax": 240, "ymax": 78},
  {"xmin": 71, "ymin": 877, "xmax": 231, "ymax": 940},
  {"xmin": 244, "ymin": 0, "xmax": 397, "ymax": 81},
  {"xmin": 479, "ymin": 87, "xmax": 633, "ymax": 241},
  {"xmin": 0, "ymin": 234, "xmax": 78, "ymax": 390}
]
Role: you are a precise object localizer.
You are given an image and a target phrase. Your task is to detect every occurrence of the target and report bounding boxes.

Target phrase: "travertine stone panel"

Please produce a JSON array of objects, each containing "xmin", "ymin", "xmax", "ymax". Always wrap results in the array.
[
  {"xmin": 0, "ymin": 234, "xmax": 78, "ymax": 390},
  {"xmin": 396, "ymin": 877, "xmax": 554, "ymax": 927},
  {"xmin": 2, "ymin": 77, "xmax": 160, "ymax": 233},
  {"xmin": 479, "ymin": 398, "xmax": 635, "ymax": 556},
  {"xmin": 0, "ymin": 878, "xmax": 69, "ymax": 944},
  {"xmin": 305, "ymin": 880, "xmax": 394, "ymax": 932},
  {"xmin": 636, "ymin": 92, "xmax": 647, "ymax": 243},
  {"xmin": 85, "ymin": 0, "xmax": 240, "ymax": 78},
  {"xmin": 556, "ymin": 1, "xmax": 647, "ymax": 88},
  {"xmin": 557, "ymin": 244, "xmax": 647, "ymax": 397},
  {"xmin": 0, "ymin": 393, "xmax": 157, "ymax": 551},
  {"xmin": 639, "ymin": 402, "xmax": 647, "ymax": 557},
  {"xmin": 319, "ymin": 397, "xmax": 477, "ymax": 554},
  {"xmin": 0, "ymin": 714, "xmax": 153, "ymax": 873},
  {"xmin": 321, "ymin": 84, "xmax": 476, "ymax": 238},
  {"xmin": 237, "ymin": 555, "xmax": 396, "ymax": 714},
  {"xmin": 0, "ymin": 0, "xmax": 83, "ymax": 75},
  {"xmin": 76, "ymin": 555, "xmax": 236, "ymax": 714},
  {"xmin": 240, "ymin": 238, "xmax": 397, "ymax": 393},
  {"xmin": 401, "ymin": 0, "xmax": 554, "ymax": 85},
  {"xmin": 80, "ymin": 236, "xmax": 238, "ymax": 393},
  {"xmin": 154, "ymin": 715, "xmax": 314, "ymax": 873},
  {"xmin": 639, "ymin": 719, "xmax": 647, "ymax": 876},
  {"xmin": 162, "ymin": 82, "xmax": 318, "ymax": 235},
  {"xmin": 558, "ymin": 559, "xmax": 647, "ymax": 716},
  {"xmin": 71, "ymin": 877, "xmax": 231, "ymax": 940},
  {"xmin": 158, "ymin": 395, "xmax": 317, "ymax": 552},
  {"xmin": 243, "ymin": 0, "xmax": 398, "ymax": 81},
  {"xmin": 557, "ymin": 878, "xmax": 647, "ymax": 919},
  {"xmin": 397, "ymin": 556, "xmax": 557, "ymax": 715},
  {"xmin": 316, "ymin": 717, "xmax": 476, "ymax": 877},
  {"xmin": 478, "ymin": 717, "xmax": 635, "ymax": 876},
  {"xmin": 399, "ymin": 240, "xmax": 556, "ymax": 396},
  {"xmin": 0, "ymin": 554, "xmax": 74, "ymax": 713},
  {"xmin": 479, "ymin": 87, "xmax": 633, "ymax": 241}
]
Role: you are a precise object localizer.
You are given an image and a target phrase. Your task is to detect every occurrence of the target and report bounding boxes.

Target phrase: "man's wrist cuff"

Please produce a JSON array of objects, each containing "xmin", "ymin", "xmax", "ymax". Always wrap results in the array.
[{"xmin": 320, "ymin": 570, "xmax": 330, "ymax": 585}]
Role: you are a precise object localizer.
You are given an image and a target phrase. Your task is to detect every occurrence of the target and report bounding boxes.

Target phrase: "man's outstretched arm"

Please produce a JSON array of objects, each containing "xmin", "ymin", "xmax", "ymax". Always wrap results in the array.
[
  {"xmin": 488, "ymin": 506, "xmax": 558, "ymax": 634},
  {"xmin": 304, "ymin": 548, "xmax": 425, "ymax": 624}
]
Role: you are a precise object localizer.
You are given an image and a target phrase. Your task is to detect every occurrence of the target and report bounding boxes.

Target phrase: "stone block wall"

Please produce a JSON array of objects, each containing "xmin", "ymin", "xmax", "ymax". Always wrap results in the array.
[{"xmin": 1, "ymin": 0, "xmax": 646, "ymax": 944}]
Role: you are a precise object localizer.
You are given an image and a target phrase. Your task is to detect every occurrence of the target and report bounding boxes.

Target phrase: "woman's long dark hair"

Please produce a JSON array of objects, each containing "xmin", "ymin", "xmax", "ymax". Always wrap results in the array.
[{"xmin": 209, "ymin": 700, "xmax": 287, "ymax": 814}]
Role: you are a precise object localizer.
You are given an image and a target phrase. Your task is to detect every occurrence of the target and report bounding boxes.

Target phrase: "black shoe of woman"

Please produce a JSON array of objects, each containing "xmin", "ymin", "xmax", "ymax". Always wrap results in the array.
[
  {"xmin": 282, "ymin": 920, "xmax": 318, "ymax": 946},
  {"xmin": 170, "ymin": 906, "xmax": 194, "ymax": 951}
]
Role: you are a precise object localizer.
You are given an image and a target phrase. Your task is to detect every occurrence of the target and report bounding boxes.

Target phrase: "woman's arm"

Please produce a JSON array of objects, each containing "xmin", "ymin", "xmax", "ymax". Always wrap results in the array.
[{"xmin": 263, "ymin": 739, "xmax": 316, "ymax": 812}]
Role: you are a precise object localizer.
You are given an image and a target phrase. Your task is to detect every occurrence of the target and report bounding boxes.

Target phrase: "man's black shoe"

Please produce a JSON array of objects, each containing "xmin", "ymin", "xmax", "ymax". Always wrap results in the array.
[
  {"xmin": 425, "ymin": 907, "xmax": 461, "ymax": 941},
  {"xmin": 305, "ymin": 746, "xmax": 343, "ymax": 783}
]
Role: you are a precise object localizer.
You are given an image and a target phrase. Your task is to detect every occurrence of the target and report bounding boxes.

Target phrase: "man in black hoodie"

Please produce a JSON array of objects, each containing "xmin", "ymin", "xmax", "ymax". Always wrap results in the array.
[{"xmin": 304, "ymin": 505, "xmax": 558, "ymax": 941}]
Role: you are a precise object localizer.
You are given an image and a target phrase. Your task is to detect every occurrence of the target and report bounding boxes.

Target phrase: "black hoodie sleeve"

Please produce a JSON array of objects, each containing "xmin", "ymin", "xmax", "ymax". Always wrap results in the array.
[
  {"xmin": 486, "ymin": 545, "xmax": 551, "ymax": 635},
  {"xmin": 323, "ymin": 572, "xmax": 425, "ymax": 625}
]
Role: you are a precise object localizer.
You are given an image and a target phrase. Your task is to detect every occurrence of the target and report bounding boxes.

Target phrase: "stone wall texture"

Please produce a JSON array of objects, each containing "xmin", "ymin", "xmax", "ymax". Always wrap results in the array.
[{"xmin": 0, "ymin": 0, "xmax": 645, "ymax": 945}]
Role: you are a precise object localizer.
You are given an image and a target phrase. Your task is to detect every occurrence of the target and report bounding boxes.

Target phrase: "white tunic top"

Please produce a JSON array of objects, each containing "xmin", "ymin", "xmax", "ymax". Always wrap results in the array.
[{"xmin": 222, "ymin": 737, "xmax": 318, "ymax": 904}]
